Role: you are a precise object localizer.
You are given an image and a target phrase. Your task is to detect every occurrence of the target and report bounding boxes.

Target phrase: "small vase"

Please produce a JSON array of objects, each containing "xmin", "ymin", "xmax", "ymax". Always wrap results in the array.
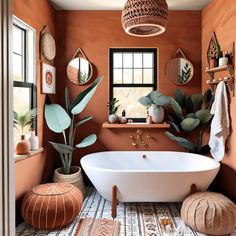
[
  {"xmin": 148, "ymin": 104, "xmax": 164, "ymax": 124},
  {"xmin": 15, "ymin": 135, "xmax": 30, "ymax": 155},
  {"xmin": 28, "ymin": 131, "xmax": 39, "ymax": 151},
  {"xmin": 53, "ymin": 166, "xmax": 85, "ymax": 194},
  {"xmin": 108, "ymin": 114, "xmax": 119, "ymax": 124}
]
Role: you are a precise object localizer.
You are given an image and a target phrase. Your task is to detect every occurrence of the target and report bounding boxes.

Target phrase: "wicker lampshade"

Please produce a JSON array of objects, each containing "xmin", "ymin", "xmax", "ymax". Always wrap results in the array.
[{"xmin": 121, "ymin": 0, "xmax": 168, "ymax": 37}]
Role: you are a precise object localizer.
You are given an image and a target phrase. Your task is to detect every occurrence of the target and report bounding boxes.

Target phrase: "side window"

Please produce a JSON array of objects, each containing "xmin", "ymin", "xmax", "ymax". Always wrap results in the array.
[
  {"xmin": 13, "ymin": 17, "xmax": 36, "ymax": 146},
  {"xmin": 109, "ymin": 48, "xmax": 157, "ymax": 122}
]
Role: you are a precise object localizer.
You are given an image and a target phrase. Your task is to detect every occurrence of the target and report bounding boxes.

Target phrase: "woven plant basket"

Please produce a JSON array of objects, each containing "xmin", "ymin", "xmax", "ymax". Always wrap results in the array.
[{"xmin": 121, "ymin": 0, "xmax": 168, "ymax": 37}]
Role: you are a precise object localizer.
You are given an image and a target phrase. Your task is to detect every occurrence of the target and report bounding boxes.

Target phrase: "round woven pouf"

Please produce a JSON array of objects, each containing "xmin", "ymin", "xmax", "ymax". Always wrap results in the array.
[
  {"xmin": 181, "ymin": 192, "xmax": 236, "ymax": 235},
  {"xmin": 21, "ymin": 183, "xmax": 83, "ymax": 230}
]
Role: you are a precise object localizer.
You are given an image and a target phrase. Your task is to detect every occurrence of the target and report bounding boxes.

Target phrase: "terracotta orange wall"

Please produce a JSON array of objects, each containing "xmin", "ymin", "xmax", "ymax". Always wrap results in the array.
[
  {"xmin": 202, "ymin": 0, "xmax": 236, "ymax": 201},
  {"xmin": 13, "ymin": 0, "xmax": 58, "ymax": 224},
  {"xmin": 55, "ymin": 11, "xmax": 202, "ymax": 162}
]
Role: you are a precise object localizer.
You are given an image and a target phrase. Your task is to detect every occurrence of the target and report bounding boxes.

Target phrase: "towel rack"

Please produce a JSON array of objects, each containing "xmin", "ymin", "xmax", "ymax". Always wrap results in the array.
[{"xmin": 205, "ymin": 42, "xmax": 235, "ymax": 97}]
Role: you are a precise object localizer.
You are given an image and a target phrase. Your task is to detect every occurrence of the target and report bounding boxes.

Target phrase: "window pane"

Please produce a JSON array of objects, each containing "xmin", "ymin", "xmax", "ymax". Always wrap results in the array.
[
  {"xmin": 13, "ymin": 54, "xmax": 23, "ymax": 81},
  {"xmin": 143, "ymin": 53, "xmax": 153, "ymax": 68},
  {"xmin": 13, "ymin": 87, "xmax": 31, "ymax": 147},
  {"xmin": 134, "ymin": 69, "xmax": 142, "ymax": 84},
  {"xmin": 113, "ymin": 53, "xmax": 122, "ymax": 68},
  {"xmin": 113, "ymin": 87, "xmax": 152, "ymax": 118},
  {"xmin": 123, "ymin": 53, "xmax": 133, "ymax": 68},
  {"xmin": 123, "ymin": 69, "xmax": 133, "ymax": 84},
  {"xmin": 114, "ymin": 69, "xmax": 123, "ymax": 84},
  {"xmin": 13, "ymin": 26, "xmax": 23, "ymax": 55},
  {"xmin": 143, "ymin": 69, "xmax": 153, "ymax": 84},
  {"xmin": 133, "ymin": 53, "xmax": 142, "ymax": 68}
]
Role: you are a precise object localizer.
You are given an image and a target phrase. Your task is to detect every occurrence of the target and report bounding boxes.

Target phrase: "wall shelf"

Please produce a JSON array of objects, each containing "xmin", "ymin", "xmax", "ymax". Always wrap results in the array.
[
  {"xmin": 102, "ymin": 122, "xmax": 170, "ymax": 129},
  {"xmin": 205, "ymin": 42, "xmax": 235, "ymax": 97}
]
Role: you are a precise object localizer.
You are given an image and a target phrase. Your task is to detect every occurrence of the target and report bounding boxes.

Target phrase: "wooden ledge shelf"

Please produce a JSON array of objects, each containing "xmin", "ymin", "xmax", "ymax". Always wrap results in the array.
[
  {"xmin": 205, "ymin": 64, "xmax": 234, "ymax": 74},
  {"xmin": 102, "ymin": 122, "xmax": 170, "ymax": 129}
]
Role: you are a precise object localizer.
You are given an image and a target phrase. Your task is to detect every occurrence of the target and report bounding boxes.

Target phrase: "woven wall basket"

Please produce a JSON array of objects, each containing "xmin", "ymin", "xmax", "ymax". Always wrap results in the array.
[{"xmin": 121, "ymin": 0, "xmax": 168, "ymax": 37}]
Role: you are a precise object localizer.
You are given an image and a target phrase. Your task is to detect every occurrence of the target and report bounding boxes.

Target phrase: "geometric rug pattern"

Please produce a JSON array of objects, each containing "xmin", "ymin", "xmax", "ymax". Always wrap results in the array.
[{"xmin": 16, "ymin": 187, "xmax": 236, "ymax": 236}]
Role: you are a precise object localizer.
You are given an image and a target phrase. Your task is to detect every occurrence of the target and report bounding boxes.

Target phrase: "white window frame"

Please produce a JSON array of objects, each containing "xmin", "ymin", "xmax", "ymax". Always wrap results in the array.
[{"xmin": 13, "ymin": 15, "xmax": 36, "ymax": 84}]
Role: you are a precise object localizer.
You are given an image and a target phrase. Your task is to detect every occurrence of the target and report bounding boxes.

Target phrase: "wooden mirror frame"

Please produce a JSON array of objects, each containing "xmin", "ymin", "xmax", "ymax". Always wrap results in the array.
[
  {"xmin": 66, "ymin": 48, "xmax": 93, "ymax": 86},
  {"xmin": 166, "ymin": 48, "xmax": 194, "ymax": 86}
]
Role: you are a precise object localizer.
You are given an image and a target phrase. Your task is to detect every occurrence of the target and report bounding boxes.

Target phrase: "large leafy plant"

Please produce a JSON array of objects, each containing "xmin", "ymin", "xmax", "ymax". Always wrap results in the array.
[
  {"xmin": 44, "ymin": 76, "xmax": 103, "ymax": 174},
  {"xmin": 165, "ymin": 89, "xmax": 214, "ymax": 154},
  {"xmin": 138, "ymin": 90, "xmax": 171, "ymax": 110}
]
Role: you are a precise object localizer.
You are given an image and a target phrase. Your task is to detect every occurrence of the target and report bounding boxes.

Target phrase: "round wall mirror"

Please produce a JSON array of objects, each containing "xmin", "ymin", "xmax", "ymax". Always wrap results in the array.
[
  {"xmin": 66, "ymin": 57, "xmax": 93, "ymax": 85},
  {"xmin": 166, "ymin": 57, "xmax": 194, "ymax": 85}
]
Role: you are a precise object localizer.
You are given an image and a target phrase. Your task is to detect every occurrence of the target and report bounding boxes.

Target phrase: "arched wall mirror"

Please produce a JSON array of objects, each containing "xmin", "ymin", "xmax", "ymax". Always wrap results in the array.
[
  {"xmin": 166, "ymin": 49, "xmax": 194, "ymax": 85},
  {"xmin": 66, "ymin": 48, "xmax": 93, "ymax": 85}
]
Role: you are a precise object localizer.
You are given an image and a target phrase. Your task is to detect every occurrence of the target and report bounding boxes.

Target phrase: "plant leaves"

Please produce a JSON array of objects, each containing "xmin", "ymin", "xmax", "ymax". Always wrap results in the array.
[
  {"xmin": 65, "ymin": 87, "xmax": 70, "ymax": 113},
  {"xmin": 195, "ymin": 109, "xmax": 213, "ymax": 124},
  {"xmin": 181, "ymin": 118, "xmax": 200, "ymax": 132},
  {"xmin": 45, "ymin": 104, "xmax": 71, "ymax": 133},
  {"xmin": 191, "ymin": 93, "xmax": 203, "ymax": 111},
  {"xmin": 138, "ymin": 96, "xmax": 152, "ymax": 107},
  {"xmin": 175, "ymin": 89, "xmax": 185, "ymax": 107},
  {"xmin": 154, "ymin": 96, "xmax": 171, "ymax": 106},
  {"xmin": 165, "ymin": 131, "xmax": 197, "ymax": 150},
  {"xmin": 204, "ymin": 89, "xmax": 212, "ymax": 108},
  {"xmin": 168, "ymin": 121, "xmax": 180, "ymax": 133},
  {"xmin": 74, "ymin": 116, "xmax": 93, "ymax": 128},
  {"xmin": 148, "ymin": 91, "xmax": 163, "ymax": 102},
  {"xmin": 185, "ymin": 113, "xmax": 196, "ymax": 119},
  {"xmin": 185, "ymin": 97, "xmax": 194, "ymax": 113},
  {"xmin": 170, "ymin": 98, "xmax": 184, "ymax": 120},
  {"xmin": 76, "ymin": 134, "xmax": 97, "ymax": 148},
  {"xmin": 49, "ymin": 142, "xmax": 74, "ymax": 154},
  {"xmin": 69, "ymin": 76, "xmax": 103, "ymax": 114}
]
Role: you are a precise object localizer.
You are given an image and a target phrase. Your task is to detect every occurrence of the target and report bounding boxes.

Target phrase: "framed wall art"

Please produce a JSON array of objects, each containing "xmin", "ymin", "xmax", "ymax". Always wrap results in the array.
[{"xmin": 42, "ymin": 63, "xmax": 56, "ymax": 94}]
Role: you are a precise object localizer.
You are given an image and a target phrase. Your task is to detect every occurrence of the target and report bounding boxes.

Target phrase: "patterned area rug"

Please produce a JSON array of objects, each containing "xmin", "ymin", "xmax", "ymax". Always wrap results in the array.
[
  {"xmin": 16, "ymin": 187, "xmax": 236, "ymax": 236},
  {"xmin": 74, "ymin": 218, "xmax": 120, "ymax": 236}
]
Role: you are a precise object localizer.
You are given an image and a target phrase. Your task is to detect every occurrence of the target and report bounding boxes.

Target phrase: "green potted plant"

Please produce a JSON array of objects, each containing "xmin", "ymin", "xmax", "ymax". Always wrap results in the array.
[
  {"xmin": 14, "ymin": 109, "xmax": 37, "ymax": 154},
  {"xmin": 165, "ymin": 89, "xmax": 214, "ymax": 154},
  {"xmin": 44, "ymin": 76, "xmax": 103, "ymax": 193},
  {"xmin": 107, "ymin": 97, "xmax": 120, "ymax": 124},
  {"xmin": 138, "ymin": 90, "xmax": 171, "ymax": 123}
]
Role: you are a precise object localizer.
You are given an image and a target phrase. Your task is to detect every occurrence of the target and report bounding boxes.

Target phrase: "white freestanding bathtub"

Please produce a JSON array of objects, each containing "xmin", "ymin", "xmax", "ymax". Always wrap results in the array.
[{"xmin": 81, "ymin": 151, "xmax": 220, "ymax": 202}]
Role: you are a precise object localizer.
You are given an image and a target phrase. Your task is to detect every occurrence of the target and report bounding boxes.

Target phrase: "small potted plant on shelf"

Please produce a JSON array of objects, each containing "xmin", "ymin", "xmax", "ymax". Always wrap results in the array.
[
  {"xmin": 138, "ymin": 90, "xmax": 171, "ymax": 123},
  {"xmin": 107, "ymin": 97, "xmax": 120, "ymax": 124},
  {"xmin": 165, "ymin": 89, "xmax": 214, "ymax": 154},
  {"xmin": 14, "ymin": 109, "xmax": 37, "ymax": 155},
  {"xmin": 44, "ymin": 76, "xmax": 103, "ymax": 194}
]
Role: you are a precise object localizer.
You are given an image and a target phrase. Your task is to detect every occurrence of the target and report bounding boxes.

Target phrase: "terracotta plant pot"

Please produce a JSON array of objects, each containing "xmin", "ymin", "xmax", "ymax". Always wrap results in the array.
[
  {"xmin": 15, "ymin": 135, "xmax": 30, "ymax": 155},
  {"xmin": 53, "ymin": 166, "xmax": 85, "ymax": 194}
]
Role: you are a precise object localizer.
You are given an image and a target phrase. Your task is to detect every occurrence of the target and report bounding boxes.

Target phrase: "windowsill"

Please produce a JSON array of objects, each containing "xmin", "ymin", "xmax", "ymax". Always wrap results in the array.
[{"xmin": 14, "ymin": 147, "xmax": 44, "ymax": 163}]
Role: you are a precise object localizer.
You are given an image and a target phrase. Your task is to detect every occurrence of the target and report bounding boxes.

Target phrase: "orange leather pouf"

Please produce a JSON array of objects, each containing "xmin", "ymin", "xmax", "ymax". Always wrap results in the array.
[{"xmin": 21, "ymin": 183, "xmax": 83, "ymax": 230}]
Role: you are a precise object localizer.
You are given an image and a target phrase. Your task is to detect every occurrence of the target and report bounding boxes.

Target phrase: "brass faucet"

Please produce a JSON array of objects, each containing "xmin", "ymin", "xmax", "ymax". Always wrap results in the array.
[
  {"xmin": 130, "ymin": 135, "xmax": 137, "ymax": 147},
  {"xmin": 130, "ymin": 129, "xmax": 150, "ymax": 147}
]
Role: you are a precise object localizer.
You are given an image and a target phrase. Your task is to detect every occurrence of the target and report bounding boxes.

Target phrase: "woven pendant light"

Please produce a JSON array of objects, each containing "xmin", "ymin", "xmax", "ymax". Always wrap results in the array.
[{"xmin": 121, "ymin": 0, "xmax": 168, "ymax": 37}]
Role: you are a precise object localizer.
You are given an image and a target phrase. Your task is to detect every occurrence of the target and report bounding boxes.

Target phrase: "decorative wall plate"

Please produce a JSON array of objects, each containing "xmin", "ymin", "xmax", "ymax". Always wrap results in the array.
[
  {"xmin": 207, "ymin": 32, "xmax": 218, "ymax": 63},
  {"xmin": 40, "ymin": 26, "xmax": 56, "ymax": 62}
]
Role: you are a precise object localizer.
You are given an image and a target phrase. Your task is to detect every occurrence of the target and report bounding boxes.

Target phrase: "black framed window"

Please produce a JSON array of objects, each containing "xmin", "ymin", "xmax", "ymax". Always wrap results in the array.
[
  {"xmin": 13, "ymin": 18, "xmax": 37, "ymax": 145},
  {"xmin": 109, "ymin": 48, "xmax": 157, "ymax": 122}
]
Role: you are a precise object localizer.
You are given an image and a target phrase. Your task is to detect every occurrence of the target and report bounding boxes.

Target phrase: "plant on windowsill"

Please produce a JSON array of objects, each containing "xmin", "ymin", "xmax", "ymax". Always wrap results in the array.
[
  {"xmin": 138, "ymin": 90, "xmax": 171, "ymax": 123},
  {"xmin": 107, "ymin": 97, "xmax": 120, "ymax": 124},
  {"xmin": 14, "ymin": 109, "xmax": 37, "ymax": 155},
  {"xmin": 44, "ymin": 76, "xmax": 103, "ymax": 194},
  {"xmin": 165, "ymin": 89, "xmax": 214, "ymax": 154}
]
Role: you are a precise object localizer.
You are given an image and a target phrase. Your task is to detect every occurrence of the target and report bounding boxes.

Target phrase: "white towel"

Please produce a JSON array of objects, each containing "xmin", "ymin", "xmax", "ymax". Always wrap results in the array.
[{"xmin": 209, "ymin": 81, "xmax": 230, "ymax": 161}]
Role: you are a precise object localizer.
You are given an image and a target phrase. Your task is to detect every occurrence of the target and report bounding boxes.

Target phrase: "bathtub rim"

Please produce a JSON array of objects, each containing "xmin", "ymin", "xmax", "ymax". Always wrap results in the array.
[{"xmin": 80, "ymin": 151, "xmax": 221, "ymax": 173}]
